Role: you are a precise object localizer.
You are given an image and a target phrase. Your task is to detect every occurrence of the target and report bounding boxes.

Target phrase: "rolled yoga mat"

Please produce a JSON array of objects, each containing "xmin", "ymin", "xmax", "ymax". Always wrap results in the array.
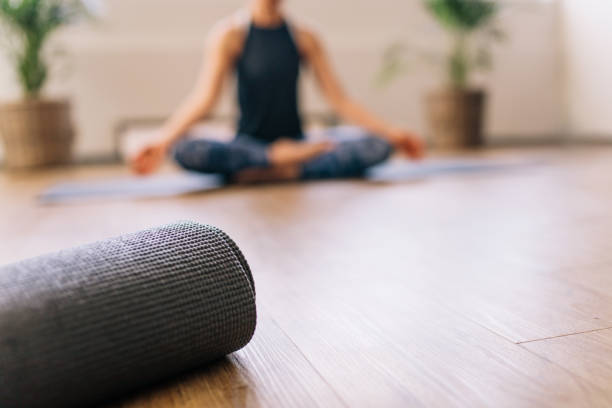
[{"xmin": 0, "ymin": 221, "xmax": 257, "ymax": 408}]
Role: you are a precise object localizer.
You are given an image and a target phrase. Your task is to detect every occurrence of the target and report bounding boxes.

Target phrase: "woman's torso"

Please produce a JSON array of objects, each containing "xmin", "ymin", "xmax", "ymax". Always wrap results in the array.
[{"xmin": 235, "ymin": 21, "xmax": 303, "ymax": 143}]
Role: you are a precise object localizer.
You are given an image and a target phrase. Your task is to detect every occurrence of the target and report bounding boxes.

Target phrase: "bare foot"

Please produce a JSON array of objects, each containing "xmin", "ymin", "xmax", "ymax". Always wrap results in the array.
[
  {"xmin": 232, "ymin": 165, "xmax": 301, "ymax": 184},
  {"xmin": 268, "ymin": 139, "xmax": 334, "ymax": 167}
]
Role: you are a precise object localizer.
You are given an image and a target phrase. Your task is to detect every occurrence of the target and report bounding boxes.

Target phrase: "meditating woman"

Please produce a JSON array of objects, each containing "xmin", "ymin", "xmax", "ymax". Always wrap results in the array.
[{"xmin": 131, "ymin": 0, "xmax": 424, "ymax": 181}]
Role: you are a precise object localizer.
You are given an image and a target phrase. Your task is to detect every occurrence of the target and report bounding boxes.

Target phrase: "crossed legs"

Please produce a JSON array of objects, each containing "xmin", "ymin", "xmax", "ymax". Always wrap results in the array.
[{"xmin": 173, "ymin": 126, "xmax": 393, "ymax": 182}]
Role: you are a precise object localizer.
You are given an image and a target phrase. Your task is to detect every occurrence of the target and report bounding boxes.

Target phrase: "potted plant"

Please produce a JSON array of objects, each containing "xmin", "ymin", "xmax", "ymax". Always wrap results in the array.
[
  {"xmin": 0, "ymin": 0, "xmax": 99, "ymax": 169},
  {"xmin": 380, "ymin": 0, "xmax": 502, "ymax": 149}
]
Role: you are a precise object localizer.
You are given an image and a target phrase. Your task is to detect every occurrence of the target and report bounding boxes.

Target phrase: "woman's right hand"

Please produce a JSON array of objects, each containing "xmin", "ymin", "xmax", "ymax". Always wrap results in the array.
[{"xmin": 130, "ymin": 140, "xmax": 170, "ymax": 175}]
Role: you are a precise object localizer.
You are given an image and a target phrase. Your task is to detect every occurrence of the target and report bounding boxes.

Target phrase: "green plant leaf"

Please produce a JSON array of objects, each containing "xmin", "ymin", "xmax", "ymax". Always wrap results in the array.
[
  {"xmin": 0, "ymin": 0, "xmax": 97, "ymax": 97},
  {"xmin": 421, "ymin": 0, "xmax": 500, "ymax": 88},
  {"xmin": 424, "ymin": 0, "xmax": 498, "ymax": 32}
]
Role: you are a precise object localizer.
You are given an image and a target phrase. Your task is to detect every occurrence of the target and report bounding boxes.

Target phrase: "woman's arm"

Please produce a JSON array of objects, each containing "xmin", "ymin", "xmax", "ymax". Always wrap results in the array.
[
  {"xmin": 131, "ymin": 21, "xmax": 243, "ymax": 174},
  {"xmin": 297, "ymin": 28, "xmax": 424, "ymax": 158}
]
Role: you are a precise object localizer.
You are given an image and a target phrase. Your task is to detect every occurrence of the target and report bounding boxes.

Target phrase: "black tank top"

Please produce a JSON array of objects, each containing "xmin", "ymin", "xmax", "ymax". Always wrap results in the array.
[{"xmin": 236, "ymin": 21, "xmax": 303, "ymax": 143}]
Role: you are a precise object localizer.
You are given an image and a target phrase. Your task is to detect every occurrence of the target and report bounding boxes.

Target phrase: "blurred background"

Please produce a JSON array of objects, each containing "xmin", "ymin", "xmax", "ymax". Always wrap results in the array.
[{"xmin": 1, "ymin": 0, "xmax": 610, "ymax": 165}]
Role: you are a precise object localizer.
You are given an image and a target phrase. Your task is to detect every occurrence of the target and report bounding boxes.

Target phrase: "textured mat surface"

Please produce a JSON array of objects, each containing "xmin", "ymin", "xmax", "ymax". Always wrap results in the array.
[{"xmin": 0, "ymin": 221, "xmax": 256, "ymax": 408}]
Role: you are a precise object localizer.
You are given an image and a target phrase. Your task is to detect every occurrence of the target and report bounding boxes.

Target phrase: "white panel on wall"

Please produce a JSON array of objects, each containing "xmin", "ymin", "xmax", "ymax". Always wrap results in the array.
[{"xmin": 562, "ymin": 0, "xmax": 612, "ymax": 138}]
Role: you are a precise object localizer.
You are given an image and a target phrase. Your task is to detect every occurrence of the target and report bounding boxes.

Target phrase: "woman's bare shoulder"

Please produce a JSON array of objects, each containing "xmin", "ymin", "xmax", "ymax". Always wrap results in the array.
[
  {"xmin": 207, "ymin": 11, "xmax": 250, "ymax": 56},
  {"xmin": 291, "ymin": 20, "xmax": 323, "ymax": 57}
]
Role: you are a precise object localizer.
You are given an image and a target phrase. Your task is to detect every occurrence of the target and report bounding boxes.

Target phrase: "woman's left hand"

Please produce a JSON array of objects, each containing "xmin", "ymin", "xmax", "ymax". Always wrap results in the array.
[{"xmin": 385, "ymin": 128, "xmax": 426, "ymax": 160}]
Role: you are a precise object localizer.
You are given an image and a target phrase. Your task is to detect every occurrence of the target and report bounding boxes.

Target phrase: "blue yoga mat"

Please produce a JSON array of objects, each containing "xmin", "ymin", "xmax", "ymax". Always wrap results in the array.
[
  {"xmin": 365, "ymin": 157, "xmax": 535, "ymax": 182},
  {"xmin": 39, "ymin": 173, "xmax": 225, "ymax": 204},
  {"xmin": 39, "ymin": 158, "xmax": 537, "ymax": 204}
]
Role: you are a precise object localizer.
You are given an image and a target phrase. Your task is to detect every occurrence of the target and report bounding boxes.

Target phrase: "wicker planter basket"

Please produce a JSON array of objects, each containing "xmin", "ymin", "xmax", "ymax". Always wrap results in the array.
[
  {"xmin": 0, "ymin": 99, "xmax": 74, "ymax": 170},
  {"xmin": 425, "ymin": 89, "xmax": 486, "ymax": 149}
]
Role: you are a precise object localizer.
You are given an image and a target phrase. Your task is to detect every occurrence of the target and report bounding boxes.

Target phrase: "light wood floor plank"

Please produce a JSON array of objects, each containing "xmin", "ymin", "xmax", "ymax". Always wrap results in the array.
[
  {"xmin": 261, "ymin": 283, "xmax": 609, "ymax": 407},
  {"xmin": 522, "ymin": 328, "xmax": 612, "ymax": 393},
  {"xmin": 111, "ymin": 316, "xmax": 346, "ymax": 408}
]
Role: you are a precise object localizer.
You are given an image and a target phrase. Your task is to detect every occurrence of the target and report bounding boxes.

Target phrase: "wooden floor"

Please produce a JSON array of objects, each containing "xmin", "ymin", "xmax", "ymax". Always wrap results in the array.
[{"xmin": 2, "ymin": 146, "xmax": 612, "ymax": 407}]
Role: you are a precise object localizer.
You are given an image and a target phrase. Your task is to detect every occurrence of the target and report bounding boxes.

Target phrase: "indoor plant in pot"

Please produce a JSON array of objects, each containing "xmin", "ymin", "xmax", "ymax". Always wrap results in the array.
[
  {"xmin": 381, "ymin": 0, "xmax": 502, "ymax": 149},
  {"xmin": 0, "ymin": 0, "xmax": 97, "ymax": 169}
]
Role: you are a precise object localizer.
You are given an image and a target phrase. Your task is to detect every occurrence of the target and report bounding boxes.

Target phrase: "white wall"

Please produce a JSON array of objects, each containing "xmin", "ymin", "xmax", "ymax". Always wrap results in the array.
[
  {"xmin": 0, "ymin": 0, "xmax": 564, "ymax": 158},
  {"xmin": 561, "ymin": 0, "xmax": 612, "ymax": 139}
]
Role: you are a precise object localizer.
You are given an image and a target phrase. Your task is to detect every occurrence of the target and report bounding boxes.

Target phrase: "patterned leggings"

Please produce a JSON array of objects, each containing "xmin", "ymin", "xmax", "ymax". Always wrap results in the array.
[{"xmin": 173, "ymin": 126, "xmax": 393, "ymax": 180}]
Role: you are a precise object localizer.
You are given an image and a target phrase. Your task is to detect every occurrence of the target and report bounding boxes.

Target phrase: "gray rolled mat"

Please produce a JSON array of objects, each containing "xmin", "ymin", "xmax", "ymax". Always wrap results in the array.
[{"xmin": 0, "ymin": 221, "xmax": 256, "ymax": 408}]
